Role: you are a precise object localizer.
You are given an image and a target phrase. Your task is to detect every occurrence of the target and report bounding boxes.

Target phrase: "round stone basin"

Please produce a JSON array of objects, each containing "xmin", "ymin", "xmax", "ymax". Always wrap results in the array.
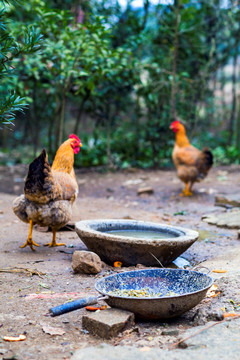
[{"xmin": 75, "ymin": 219, "xmax": 199, "ymax": 267}]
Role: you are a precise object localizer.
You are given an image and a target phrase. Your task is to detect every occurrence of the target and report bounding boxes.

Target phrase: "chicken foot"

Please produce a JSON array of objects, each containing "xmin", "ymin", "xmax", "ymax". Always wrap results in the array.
[
  {"xmin": 180, "ymin": 183, "xmax": 193, "ymax": 197},
  {"xmin": 20, "ymin": 220, "xmax": 40, "ymax": 251},
  {"xmin": 44, "ymin": 230, "xmax": 65, "ymax": 247}
]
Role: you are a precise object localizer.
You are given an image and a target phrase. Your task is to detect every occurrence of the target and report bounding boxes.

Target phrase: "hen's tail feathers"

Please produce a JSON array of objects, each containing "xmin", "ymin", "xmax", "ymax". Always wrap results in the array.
[
  {"xmin": 202, "ymin": 148, "xmax": 214, "ymax": 168},
  {"xmin": 196, "ymin": 148, "xmax": 214, "ymax": 179},
  {"xmin": 24, "ymin": 149, "xmax": 62, "ymax": 204}
]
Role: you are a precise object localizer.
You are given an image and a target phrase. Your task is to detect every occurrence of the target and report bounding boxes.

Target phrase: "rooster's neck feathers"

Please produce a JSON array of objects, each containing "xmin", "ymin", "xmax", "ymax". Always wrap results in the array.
[
  {"xmin": 52, "ymin": 139, "xmax": 74, "ymax": 173},
  {"xmin": 175, "ymin": 125, "xmax": 191, "ymax": 147}
]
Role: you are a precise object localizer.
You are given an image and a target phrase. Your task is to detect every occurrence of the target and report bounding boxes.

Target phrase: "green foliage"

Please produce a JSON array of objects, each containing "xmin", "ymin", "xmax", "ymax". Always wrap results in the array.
[
  {"xmin": 0, "ymin": 1, "xmax": 42, "ymax": 127},
  {"xmin": 1, "ymin": 0, "xmax": 240, "ymax": 168},
  {"xmin": 213, "ymin": 146, "xmax": 240, "ymax": 165},
  {"xmin": 0, "ymin": 93, "xmax": 27, "ymax": 125}
]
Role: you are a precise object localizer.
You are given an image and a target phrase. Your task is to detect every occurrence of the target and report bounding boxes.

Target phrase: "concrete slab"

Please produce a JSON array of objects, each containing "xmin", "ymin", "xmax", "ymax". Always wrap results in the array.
[{"xmin": 202, "ymin": 208, "xmax": 240, "ymax": 229}]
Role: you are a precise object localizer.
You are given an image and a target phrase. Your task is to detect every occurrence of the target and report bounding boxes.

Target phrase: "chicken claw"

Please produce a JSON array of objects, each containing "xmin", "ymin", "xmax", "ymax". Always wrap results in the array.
[
  {"xmin": 180, "ymin": 183, "xmax": 193, "ymax": 197},
  {"xmin": 20, "ymin": 238, "xmax": 40, "ymax": 251},
  {"xmin": 44, "ymin": 230, "xmax": 65, "ymax": 247},
  {"xmin": 20, "ymin": 220, "xmax": 40, "ymax": 251}
]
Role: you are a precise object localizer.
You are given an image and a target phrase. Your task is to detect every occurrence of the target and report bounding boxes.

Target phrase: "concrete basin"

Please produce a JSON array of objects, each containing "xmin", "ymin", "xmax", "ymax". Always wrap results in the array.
[{"xmin": 75, "ymin": 219, "xmax": 199, "ymax": 267}]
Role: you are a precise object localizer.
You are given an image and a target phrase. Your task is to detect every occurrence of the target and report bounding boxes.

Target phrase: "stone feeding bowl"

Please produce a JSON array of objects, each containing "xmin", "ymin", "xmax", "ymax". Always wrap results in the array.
[{"xmin": 75, "ymin": 219, "xmax": 199, "ymax": 267}]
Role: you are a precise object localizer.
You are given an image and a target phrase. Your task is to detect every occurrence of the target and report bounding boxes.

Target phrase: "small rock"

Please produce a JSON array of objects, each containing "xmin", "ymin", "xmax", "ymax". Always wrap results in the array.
[
  {"xmin": 82, "ymin": 308, "xmax": 135, "ymax": 339},
  {"xmin": 161, "ymin": 329, "xmax": 179, "ymax": 336},
  {"xmin": 178, "ymin": 341, "xmax": 188, "ymax": 349},
  {"xmin": 72, "ymin": 250, "xmax": 102, "ymax": 274},
  {"xmin": 137, "ymin": 187, "xmax": 154, "ymax": 195}
]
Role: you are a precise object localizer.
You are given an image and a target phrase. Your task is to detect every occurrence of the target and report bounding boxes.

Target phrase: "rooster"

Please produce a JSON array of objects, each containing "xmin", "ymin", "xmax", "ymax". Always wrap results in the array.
[
  {"xmin": 13, "ymin": 134, "xmax": 82, "ymax": 250},
  {"xmin": 170, "ymin": 120, "xmax": 213, "ymax": 196}
]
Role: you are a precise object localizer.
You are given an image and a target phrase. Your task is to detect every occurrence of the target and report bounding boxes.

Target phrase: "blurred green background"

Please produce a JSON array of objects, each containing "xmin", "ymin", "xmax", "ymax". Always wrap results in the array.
[{"xmin": 1, "ymin": 0, "xmax": 240, "ymax": 169}]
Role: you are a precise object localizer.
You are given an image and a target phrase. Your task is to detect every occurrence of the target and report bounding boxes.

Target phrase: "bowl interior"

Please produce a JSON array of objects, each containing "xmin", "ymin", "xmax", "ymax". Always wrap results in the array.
[
  {"xmin": 95, "ymin": 268, "xmax": 213, "ymax": 298},
  {"xmin": 88, "ymin": 221, "xmax": 184, "ymax": 240}
]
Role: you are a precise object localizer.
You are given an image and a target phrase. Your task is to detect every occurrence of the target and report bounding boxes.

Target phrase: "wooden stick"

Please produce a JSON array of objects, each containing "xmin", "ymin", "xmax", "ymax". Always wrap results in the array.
[{"xmin": 0, "ymin": 267, "xmax": 45, "ymax": 278}]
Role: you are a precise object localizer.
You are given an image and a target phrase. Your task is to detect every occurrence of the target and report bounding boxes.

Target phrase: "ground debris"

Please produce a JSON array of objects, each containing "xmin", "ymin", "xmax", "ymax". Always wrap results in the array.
[
  {"xmin": 2, "ymin": 335, "xmax": 26, "ymax": 342},
  {"xmin": 169, "ymin": 313, "xmax": 240, "ymax": 349},
  {"xmin": 137, "ymin": 187, "xmax": 154, "ymax": 195},
  {"xmin": 41, "ymin": 324, "xmax": 65, "ymax": 336},
  {"xmin": 0, "ymin": 267, "xmax": 45, "ymax": 278}
]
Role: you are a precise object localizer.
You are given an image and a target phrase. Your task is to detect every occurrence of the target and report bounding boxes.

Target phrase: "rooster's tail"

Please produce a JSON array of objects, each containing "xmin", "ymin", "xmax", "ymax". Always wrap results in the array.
[{"xmin": 24, "ymin": 149, "xmax": 61, "ymax": 204}]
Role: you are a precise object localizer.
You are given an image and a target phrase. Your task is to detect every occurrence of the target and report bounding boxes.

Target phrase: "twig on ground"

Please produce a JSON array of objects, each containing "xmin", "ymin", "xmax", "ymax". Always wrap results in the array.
[
  {"xmin": 169, "ymin": 313, "xmax": 240, "ymax": 349},
  {"xmin": 0, "ymin": 267, "xmax": 46, "ymax": 278}
]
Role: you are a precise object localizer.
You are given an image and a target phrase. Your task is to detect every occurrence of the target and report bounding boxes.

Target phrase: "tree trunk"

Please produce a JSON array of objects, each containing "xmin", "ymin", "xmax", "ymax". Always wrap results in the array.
[
  {"xmin": 106, "ymin": 110, "xmax": 111, "ymax": 169},
  {"xmin": 228, "ymin": 47, "xmax": 238, "ymax": 146},
  {"xmin": 235, "ymin": 96, "xmax": 240, "ymax": 150},
  {"xmin": 74, "ymin": 92, "xmax": 90, "ymax": 134},
  {"xmin": 220, "ymin": 67, "xmax": 227, "ymax": 124},
  {"xmin": 58, "ymin": 91, "xmax": 66, "ymax": 148},
  {"xmin": 170, "ymin": 0, "xmax": 181, "ymax": 121},
  {"xmin": 32, "ymin": 80, "xmax": 39, "ymax": 157}
]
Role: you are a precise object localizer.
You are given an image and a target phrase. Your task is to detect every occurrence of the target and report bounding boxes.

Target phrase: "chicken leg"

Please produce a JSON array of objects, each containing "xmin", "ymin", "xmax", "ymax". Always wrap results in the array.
[
  {"xmin": 44, "ymin": 230, "xmax": 65, "ymax": 247},
  {"xmin": 20, "ymin": 220, "xmax": 40, "ymax": 251},
  {"xmin": 180, "ymin": 183, "xmax": 193, "ymax": 197}
]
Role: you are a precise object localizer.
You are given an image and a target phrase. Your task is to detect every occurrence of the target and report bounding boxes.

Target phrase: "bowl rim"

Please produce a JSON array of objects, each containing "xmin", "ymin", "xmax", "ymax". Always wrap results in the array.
[
  {"xmin": 75, "ymin": 218, "xmax": 199, "ymax": 245},
  {"xmin": 95, "ymin": 267, "xmax": 213, "ymax": 300}
]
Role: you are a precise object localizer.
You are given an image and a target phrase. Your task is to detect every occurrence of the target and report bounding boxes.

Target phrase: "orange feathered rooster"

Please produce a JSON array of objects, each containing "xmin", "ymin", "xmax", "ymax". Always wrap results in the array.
[
  {"xmin": 170, "ymin": 120, "xmax": 213, "ymax": 196},
  {"xmin": 13, "ymin": 134, "xmax": 82, "ymax": 250}
]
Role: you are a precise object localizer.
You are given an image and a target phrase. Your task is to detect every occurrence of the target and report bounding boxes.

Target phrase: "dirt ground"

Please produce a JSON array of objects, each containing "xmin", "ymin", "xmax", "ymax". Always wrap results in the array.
[{"xmin": 0, "ymin": 164, "xmax": 240, "ymax": 360}]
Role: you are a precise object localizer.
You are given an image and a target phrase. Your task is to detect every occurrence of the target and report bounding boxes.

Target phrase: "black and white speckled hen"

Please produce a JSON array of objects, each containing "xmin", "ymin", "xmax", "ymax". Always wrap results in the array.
[{"xmin": 12, "ymin": 134, "xmax": 81, "ymax": 250}]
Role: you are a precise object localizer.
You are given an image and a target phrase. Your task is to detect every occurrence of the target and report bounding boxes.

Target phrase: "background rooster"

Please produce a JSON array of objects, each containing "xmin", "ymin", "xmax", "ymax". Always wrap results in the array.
[
  {"xmin": 13, "ymin": 134, "xmax": 82, "ymax": 250},
  {"xmin": 170, "ymin": 120, "xmax": 213, "ymax": 196}
]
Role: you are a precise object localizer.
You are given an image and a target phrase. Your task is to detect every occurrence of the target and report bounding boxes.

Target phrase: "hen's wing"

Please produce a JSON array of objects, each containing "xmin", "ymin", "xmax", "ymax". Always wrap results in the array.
[
  {"xmin": 173, "ymin": 145, "xmax": 200, "ymax": 167},
  {"xmin": 24, "ymin": 149, "xmax": 62, "ymax": 204},
  {"xmin": 52, "ymin": 170, "xmax": 78, "ymax": 204}
]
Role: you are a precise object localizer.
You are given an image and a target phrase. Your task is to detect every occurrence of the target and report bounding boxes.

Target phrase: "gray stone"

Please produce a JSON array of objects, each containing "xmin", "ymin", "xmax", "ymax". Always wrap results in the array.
[
  {"xmin": 82, "ymin": 308, "xmax": 135, "ymax": 339},
  {"xmin": 215, "ymin": 194, "xmax": 240, "ymax": 208},
  {"xmin": 72, "ymin": 250, "xmax": 102, "ymax": 274},
  {"xmin": 202, "ymin": 208, "xmax": 240, "ymax": 229}
]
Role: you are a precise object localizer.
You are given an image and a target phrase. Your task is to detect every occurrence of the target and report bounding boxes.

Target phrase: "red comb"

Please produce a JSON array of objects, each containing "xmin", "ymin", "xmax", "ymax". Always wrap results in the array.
[
  {"xmin": 171, "ymin": 120, "xmax": 180, "ymax": 126},
  {"xmin": 69, "ymin": 134, "xmax": 81, "ymax": 142}
]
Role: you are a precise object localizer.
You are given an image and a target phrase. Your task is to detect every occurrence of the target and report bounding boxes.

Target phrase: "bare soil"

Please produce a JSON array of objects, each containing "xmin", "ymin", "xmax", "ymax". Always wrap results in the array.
[{"xmin": 0, "ymin": 164, "xmax": 240, "ymax": 360}]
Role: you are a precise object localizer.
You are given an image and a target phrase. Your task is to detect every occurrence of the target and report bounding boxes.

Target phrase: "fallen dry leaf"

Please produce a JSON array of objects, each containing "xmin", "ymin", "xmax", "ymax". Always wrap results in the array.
[
  {"xmin": 206, "ymin": 284, "xmax": 220, "ymax": 298},
  {"xmin": 85, "ymin": 305, "xmax": 107, "ymax": 311},
  {"xmin": 42, "ymin": 325, "xmax": 65, "ymax": 336},
  {"xmin": 212, "ymin": 269, "xmax": 227, "ymax": 273},
  {"xmin": 113, "ymin": 261, "xmax": 122, "ymax": 268},
  {"xmin": 3, "ymin": 334, "xmax": 26, "ymax": 342},
  {"xmin": 211, "ymin": 291, "xmax": 221, "ymax": 298},
  {"xmin": 222, "ymin": 312, "xmax": 239, "ymax": 319},
  {"xmin": 0, "ymin": 267, "xmax": 45, "ymax": 277}
]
